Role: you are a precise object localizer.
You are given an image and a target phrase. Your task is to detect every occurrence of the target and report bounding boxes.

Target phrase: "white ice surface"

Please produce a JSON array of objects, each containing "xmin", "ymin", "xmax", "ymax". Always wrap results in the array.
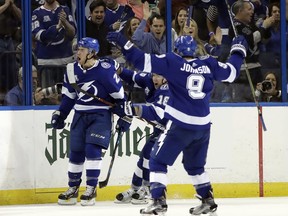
[{"xmin": 0, "ymin": 197, "xmax": 287, "ymax": 216}]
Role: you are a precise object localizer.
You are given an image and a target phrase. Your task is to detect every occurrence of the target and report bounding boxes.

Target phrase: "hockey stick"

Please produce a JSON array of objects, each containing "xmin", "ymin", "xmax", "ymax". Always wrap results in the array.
[
  {"xmin": 99, "ymin": 130, "xmax": 124, "ymax": 188},
  {"xmin": 118, "ymin": 5, "xmax": 130, "ymax": 22},
  {"xmin": 66, "ymin": 63, "xmax": 115, "ymax": 107},
  {"xmin": 66, "ymin": 63, "xmax": 165, "ymax": 129},
  {"xmin": 225, "ymin": 0, "xmax": 267, "ymax": 131},
  {"xmin": 186, "ymin": 5, "xmax": 193, "ymax": 27}
]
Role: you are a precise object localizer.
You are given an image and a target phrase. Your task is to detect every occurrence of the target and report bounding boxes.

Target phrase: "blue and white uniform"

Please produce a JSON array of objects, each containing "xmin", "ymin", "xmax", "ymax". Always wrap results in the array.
[
  {"xmin": 119, "ymin": 68, "xmax": 169, "ymax": 188},
  {"xmin": 104, "ymin": 4, "xmax": 135, "ymax": 32},
  {"xmin": 32, "ymin": 4, "xmax": 76, "ymax": 65},
  {"xmin": 61, "ymin": 60, "xmax": 125, "ymax": 118},
  {"xmin": 122, "ymin": 45, "xmax": 242, "ymax": 130},
  {"xmin": 117, "ymin": 39, "xmax": 244, "ymax": 201},
  {"xmin": 58, "ymin": 59, "xmax": 125, "ymax": 188},
  {"xmin": 32, "ymin": 3, "xmax": 76, "ymax": 88},
  {"xmin": 120, "ymin": 68, "xmax": 168, "ymax": 126}
]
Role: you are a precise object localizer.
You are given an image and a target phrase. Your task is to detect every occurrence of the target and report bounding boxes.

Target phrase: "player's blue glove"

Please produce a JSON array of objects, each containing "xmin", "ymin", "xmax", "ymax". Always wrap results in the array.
[
  {"xmin": 51, "ymin": 110, "xmax": 66, "ymax": 129},
  {"xmin": 230, "ymin": 35, "xmax": 248, "ymax": 58},
  {"xmin": 107, "ymin": 32, "xmax": 128, "ymax": 47},
  {"xmin": 111, "ymin": 101, "xmax": 135, "ymax": 118},
  {"xmin": 116, "ymin": 116, "xmax": 132, "ymax": 132}
]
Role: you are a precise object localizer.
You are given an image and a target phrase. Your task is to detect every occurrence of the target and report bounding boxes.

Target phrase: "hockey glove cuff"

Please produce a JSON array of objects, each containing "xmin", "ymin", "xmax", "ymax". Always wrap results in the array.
[
  {"xmin": 111, "ymin": 101, "xmax": 135, "ymax": 118},
  {"xmin": 107, "ymin": 32, "xmax": 129, "ymax": 48},
  {"xmin": 230, "ymin": 35, "xmax": 248, "ymax": 58},
  {"xmin": 116, "ymin": 116, "xmax": 132, "ymax": 132},
  {"xmin": 51, "ymin": 110, "xmax": 66, "ymax": 129}
]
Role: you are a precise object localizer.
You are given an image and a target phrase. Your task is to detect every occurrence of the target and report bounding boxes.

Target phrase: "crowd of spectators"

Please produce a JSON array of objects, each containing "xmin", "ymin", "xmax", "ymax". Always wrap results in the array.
[{"xmin": 0, "ymin": 0, "xmax": 285, "ymax": 105}]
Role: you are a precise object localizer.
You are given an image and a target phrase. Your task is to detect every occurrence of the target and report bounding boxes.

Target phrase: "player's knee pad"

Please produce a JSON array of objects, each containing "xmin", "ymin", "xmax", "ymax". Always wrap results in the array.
[
  {"xmin": 85, "ymin": 143, "xmax": 102, "ymax": 158},
  {"xmin": 141, "ymin": 139, "xmax": 155, "ymax": 158},
  {"xmin": 69, "ymin": 150, "xmax": 85, "ymax": 164},
  {"xmin": 136, "ymin": 157, "xmax": 144, "ymax": 168},
  {"xmin": 149, "ymin": 157, "xmax": 167, "ymax": 173},
  {"xmin": 185, "ymin": 166, "xmax": 205, "ymax": 176}
]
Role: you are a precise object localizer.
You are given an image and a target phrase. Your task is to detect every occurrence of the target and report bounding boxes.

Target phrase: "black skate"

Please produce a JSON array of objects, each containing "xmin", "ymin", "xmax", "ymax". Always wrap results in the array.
[
  {"xmin": 58, "ymin": 186, "xmax": 79, "ymax": 205},
  {"xmin": 114, "ymin": 188, "xmax": 137, "ymax": 204},
  {"xmin": 131, "ymin": 186, "xmax": 151, "ymax": 205},
  {"xmin": 189, "ymin": 190, "xmax": 218, "ymax": 215},
  {"xmin": 80, "ymin": 185, "xmax": 97, "ymax": 206},
  {"xmin": 140, "ymin": 196, "xmax": 167, "ymax": 215}
]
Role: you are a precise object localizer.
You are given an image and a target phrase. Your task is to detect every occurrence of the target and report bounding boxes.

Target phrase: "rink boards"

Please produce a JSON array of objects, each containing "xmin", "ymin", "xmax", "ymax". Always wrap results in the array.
[{"xmin": 0, "ymin": 106, "xmax": 288, "ymax": 205}]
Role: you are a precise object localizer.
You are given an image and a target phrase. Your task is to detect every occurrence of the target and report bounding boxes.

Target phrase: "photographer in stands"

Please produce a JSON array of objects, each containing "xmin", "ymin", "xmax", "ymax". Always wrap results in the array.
[
  {"xmin": 255, "ymin": 71, "xmax": 281, "ymax": 102},
  {"xmin": 4, "ymin": 66, "xmax": 61, "ymax": 106}
]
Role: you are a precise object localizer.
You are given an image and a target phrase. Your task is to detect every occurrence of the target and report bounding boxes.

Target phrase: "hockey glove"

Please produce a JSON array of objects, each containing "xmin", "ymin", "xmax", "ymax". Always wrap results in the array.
[
  {"xmin": 107, "ymin": 32, "xmax": 128, "ymax": 47},
  {"xmin": 51, "ymin": 110, "xmax": 66, "ymax": 129},
  {"xmin": 230, "ymin": 35, "xmax": 248, "ymax": 58},
  {"xmin": 111, "ymin": 101, "xmax": 135, "ymax": 118},
  {"xmin": 116, "ymin": 116, "xmax": 132, "ymax": 133}
]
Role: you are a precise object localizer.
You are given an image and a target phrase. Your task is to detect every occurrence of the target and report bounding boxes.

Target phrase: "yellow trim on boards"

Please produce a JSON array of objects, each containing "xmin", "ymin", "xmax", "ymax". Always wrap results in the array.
[{"xmin": 1, "ymin": 183, "xmax": 288, "ymax": 205}]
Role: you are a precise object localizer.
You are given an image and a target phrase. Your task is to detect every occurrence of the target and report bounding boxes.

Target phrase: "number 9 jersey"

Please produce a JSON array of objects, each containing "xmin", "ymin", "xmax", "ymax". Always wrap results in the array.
[{"xmin": 122, "ymin": 46, "xmax": 242, "ymax": 130}]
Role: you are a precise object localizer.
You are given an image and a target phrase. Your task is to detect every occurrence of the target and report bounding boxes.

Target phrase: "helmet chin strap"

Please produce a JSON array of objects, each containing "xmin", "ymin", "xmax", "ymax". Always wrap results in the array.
[{"xmin": 82, "ymin": 53, "xmax": 94, "ymax": 68}]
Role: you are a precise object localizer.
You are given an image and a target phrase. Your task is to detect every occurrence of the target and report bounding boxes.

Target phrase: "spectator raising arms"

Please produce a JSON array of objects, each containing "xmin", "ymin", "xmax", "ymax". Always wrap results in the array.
[
  {"xmin": 225, "ymin": 0, "xmax": 273, "ymax": 102},
  {"xmin": 132, "ymin": 2, "xmax": 167, "ymax": 54}
]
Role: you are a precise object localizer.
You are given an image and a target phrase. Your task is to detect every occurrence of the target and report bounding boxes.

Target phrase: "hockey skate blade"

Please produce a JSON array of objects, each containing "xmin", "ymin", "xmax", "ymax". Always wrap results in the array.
[
  {"xmin": 80, "ymin": 198, "xmax": 95, "ymax": 206},
  {"xmin": 114, "ymin": 198, "xmax": 132, "ymax": 204},
  {"xmin": 131, "ymin": 198, "xmax": 149, "ymax": 205},
  {"xmin": 190, "ymin": 209, "xmax": 218, "ymax": 216},
  {"xmin": 58, "ymin": 198, "xmax": 77, "ymax": 205},
  {"xmin": 140, "ymin": 209, "xmax": 167, "ymax": 216},
  {"xmin": 140, "ymin": 211, "xmax": 166, "ymax": 216}
]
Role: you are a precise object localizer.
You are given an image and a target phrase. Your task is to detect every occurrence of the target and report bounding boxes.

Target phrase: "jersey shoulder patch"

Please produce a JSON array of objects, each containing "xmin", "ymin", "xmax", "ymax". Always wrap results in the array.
[
  {"xmin": 100, "ymin": 62, "xmax": 112, "ymax": 69},
  {"xmin": 160, "ymin": 83, "xmax": 169, "ymax": 90},
  {"xmin": 138, "ymin": 72, "xmax": 149, "ymax": 77}
]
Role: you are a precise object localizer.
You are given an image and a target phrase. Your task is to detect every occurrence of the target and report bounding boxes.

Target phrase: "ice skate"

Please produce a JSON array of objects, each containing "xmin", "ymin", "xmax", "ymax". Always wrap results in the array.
[
  {"xmin": 80, "ymin": 185, "xmax": 97, "ymax": 206},
  {"xmin": 189, "ymin": 190, "xmax": 218, "ymax": 215},
  {"xmin": 131, "ymin": 186, "xmax": 151, "ymax": 205},
  {"xmin": 140, "ymin": 196, "xmax": 167, "ymax": 215},
  {"xmin": 114, "ymin": 188, "xmax": 137, "ymax": 204},
  {"xmin": 58, "ymin": 186, "xmax": 79, "ymax": 205}
]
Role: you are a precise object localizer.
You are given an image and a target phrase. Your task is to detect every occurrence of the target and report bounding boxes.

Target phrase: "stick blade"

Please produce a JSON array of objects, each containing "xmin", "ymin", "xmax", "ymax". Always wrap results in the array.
[{"xmin": 99, "ymin": 180, "xmax": 108, "ymax": 188}]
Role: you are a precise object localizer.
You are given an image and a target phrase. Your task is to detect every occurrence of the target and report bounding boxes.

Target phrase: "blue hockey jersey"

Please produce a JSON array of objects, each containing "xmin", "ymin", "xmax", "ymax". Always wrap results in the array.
[
  {"xmin": 104, "ymin": 4, "xmax": 135, "ymax": 32},
  {"xmin": 32, "ymin": 4, "xmax": 76, "ymax": 65},
  {"xmin": 59, "ymin": 59, "xmax": 125, "ymax": 117},
  {"xmin": 121, "ymin": 45, "xmax": 243, "ymax": 130},
  {"xmin": 120, "ymin": 68, "xmax": 169, "ymax": 128}
]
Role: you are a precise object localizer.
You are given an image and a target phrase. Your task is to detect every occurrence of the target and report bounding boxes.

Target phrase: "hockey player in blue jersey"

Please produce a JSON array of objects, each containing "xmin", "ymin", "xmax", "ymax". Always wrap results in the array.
[
  {"xmin": 114, "ymin": 68, "xmax": 169, "ymax": 204},
  {"xmin": 107, "ymin": 32, "xmax": 248, "ymax": 215},
  {"xmin": 51, "ymin": 37, "xmax": 131, "ymax": 206}
]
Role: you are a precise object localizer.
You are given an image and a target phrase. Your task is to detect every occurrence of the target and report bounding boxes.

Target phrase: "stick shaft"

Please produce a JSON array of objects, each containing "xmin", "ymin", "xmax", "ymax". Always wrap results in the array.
[
  {"xmin": 186, "ymin": 6, "xmax": 193, "ymax": 27},
  {"xmin": 99, "ymin": 131, "xmax": 123, "ymax": 188},
  {"xmin": 225, "ymin": 0, "xmax": 267, "ymax": 131}
]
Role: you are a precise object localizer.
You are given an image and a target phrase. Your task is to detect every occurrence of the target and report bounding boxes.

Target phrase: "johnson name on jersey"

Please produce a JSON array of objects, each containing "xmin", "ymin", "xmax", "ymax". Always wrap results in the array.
[{"xmin": 122, "ymin": 45, "xmax": 242, "ymax": 130}]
